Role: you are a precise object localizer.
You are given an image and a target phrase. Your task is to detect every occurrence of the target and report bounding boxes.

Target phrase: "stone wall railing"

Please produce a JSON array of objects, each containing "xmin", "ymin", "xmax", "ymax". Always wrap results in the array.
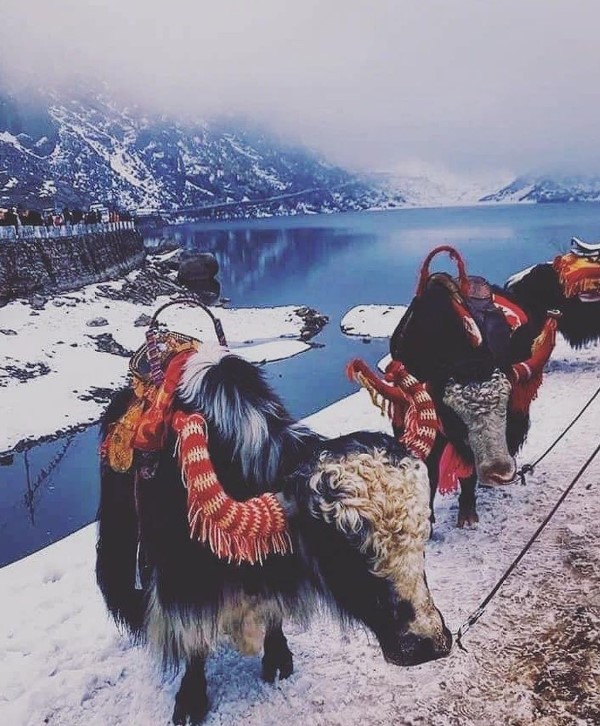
[
  {"xmin": 0, "ymin": 220, "xmax": 135, "ymax": 241},
  {"xmin": 0, "ymin": 227, "xmax": 145, "ymax": 304}
]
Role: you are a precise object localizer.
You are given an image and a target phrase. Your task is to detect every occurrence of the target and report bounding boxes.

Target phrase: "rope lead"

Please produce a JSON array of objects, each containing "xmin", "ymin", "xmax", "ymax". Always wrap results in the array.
[
  {"xmin": 516, "ymin": 384, "xmax": 600, "ymax": 484},
  {"xmin": 518, "ymin": 463, "xmax": 534, "ymax": 486},
  {"xmin": 455, "ymin": 605, "xmax": 485, "ymax": 652},
  {"xmin": 454, "ymin": 437, "xmax": 600, "ymax": 652}
]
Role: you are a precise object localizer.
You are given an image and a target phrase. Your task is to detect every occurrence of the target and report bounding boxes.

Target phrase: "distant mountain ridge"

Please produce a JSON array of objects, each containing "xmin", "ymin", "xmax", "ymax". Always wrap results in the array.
[
  {"xmin": 2, "ymin": 87, "xmax": 600, "ymax": 215},
  {"xmin": 0, "ymin": 88, "xmax": 405, "ymax": 216},
  {"xmin": 375, "ymin": 170, "xmax": 600, "ymax": 207},
  {"xmin": 479, "ymin": 175, "xmax": 600, "ymax": 204}
]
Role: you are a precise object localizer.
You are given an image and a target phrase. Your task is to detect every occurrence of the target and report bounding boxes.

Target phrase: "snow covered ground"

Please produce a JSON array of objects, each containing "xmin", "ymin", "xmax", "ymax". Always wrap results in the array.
[
  {"xmin": 0, "ymin": 275, "xmax": 311, "ymax": 455},
  {"xmin": 340, "ymin": 305, "xmax": 407, "ymax": 339},
  {"xmin": 1, "ymin": 306, "xmax": 599, "ymax": 725}
]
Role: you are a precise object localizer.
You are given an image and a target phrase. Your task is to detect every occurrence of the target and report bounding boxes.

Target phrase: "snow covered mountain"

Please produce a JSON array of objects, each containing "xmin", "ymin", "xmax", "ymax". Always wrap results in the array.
[
  {"xmin": 0, "ymin": 88, "xmax": 405, "ymax": 216},
  {"xmin": 372, "ymin": 169, "xmax": 513, "ymax": 208},
  {"xmin": 479, "ymin": 175, "xmax": 600, "ymax": 204},
  {"xmin": 376, "ymin": 168, "xmax": 600, "ymax": 207},
  {"xmin": 3, "ymin": 86, "xmax": 600, "ymax": 215}
]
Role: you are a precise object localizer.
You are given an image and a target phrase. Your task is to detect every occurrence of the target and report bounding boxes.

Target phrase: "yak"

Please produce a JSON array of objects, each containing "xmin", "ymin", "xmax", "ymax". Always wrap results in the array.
[
  {"xmin": 505, "ymin": 238, "xmax": 600, "ymax": 350},
  {"xmin": 97, "ymin": 338, "xmax": 452, "ymax": 725},
  {"xmin": 349, "ymin": 241, "xmax": 600, "ymax": 529}
]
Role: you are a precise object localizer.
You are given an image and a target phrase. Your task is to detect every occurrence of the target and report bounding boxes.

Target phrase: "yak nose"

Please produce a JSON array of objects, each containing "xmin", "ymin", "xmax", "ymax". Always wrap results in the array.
[
  {"xmin": 400, "ymin": 630, "xmax": 453, "ymax": 666},
  {"xmin": 385, "ymin": 622, "xmax": 453, "ymax": 666},
  {"xmin": 479, "ymin": 458, "xmax": 516, "ymax": 486}
]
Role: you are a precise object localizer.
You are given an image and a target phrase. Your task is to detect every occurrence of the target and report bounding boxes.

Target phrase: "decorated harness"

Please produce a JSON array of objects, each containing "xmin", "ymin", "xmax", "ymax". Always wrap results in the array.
[
  {"xmin": 347, "ymin": 245, "xmax": 567, "ymax": 490},
  {"xmin": 101, "ymin": 299, "xmax": 291, "ymax": 565}
]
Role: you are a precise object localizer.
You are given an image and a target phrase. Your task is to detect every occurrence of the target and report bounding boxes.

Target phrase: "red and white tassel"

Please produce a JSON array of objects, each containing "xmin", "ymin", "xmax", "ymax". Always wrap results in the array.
[
  {"xmin": 347, "ymin": 359, "xmax": 438, "ymax": 461},
  {"xmin": 172, "ymin": 412, "xmax": 292, "ymax": 564},
  {"xmin": 510, "ymin": 315, "xmax": 558, "ymax": 413}
]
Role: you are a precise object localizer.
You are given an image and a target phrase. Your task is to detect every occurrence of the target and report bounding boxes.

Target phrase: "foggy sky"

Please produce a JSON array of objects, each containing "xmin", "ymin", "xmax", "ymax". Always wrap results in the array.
[{"xmin": 3, "ymin": 0, "xmax": 600, "ymax": 177}]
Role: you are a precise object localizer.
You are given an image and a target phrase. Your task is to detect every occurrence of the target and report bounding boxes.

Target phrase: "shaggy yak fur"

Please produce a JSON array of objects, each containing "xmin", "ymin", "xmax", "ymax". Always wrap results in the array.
[
  {"xmin": 97, "ymin": 351, "xmax": 452, "ymax": 725},
  {"xmin": 388, "ymin": 259, "xmax": 600, "ymax": 529}
]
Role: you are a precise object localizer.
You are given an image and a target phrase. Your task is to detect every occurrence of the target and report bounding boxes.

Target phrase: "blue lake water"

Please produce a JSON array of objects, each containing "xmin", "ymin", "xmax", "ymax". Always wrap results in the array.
[{"xmin": 2, "ymin": 202, "xmax": 600, "ymax": 566}]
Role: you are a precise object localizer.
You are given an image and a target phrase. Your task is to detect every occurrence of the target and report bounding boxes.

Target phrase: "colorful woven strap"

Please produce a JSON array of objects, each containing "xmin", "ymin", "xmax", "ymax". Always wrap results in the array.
[
  {"xmin": 172, "ymin": 412, "xmax": 292, "ymax": 564},
  {"xmin": 347, "ymin": 359, "xmax": 438, "ymax": 460},
  {"xmin": 145, "ymin": 327, "xmax": 165, "ymax": 386},
  {"xmin": 133, "ymin": 350, "xmax": 195, "ymax": 452},
  {"xmin": 553, "ymin": 252, "xmax": 600, "ymax": 298}
]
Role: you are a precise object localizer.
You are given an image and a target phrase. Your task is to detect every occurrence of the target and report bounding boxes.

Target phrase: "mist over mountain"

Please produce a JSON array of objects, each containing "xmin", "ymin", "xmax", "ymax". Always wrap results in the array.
[
  {"xmin": 2, "ymin": 84, "xmax": 600, "ymax": 217},
  {"xmin": 0, "ymin": 86, "xmax": 405, "ymax": 216},
  {"xmin": 480, "ymin": 175, "xmax": 600, "ymax": 204}
]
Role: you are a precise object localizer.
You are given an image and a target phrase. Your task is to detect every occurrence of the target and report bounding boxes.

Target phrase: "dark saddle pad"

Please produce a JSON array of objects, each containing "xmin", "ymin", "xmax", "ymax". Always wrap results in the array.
[{"xmin": 428, "ymin": 273, "xmax": 511, "ymax": 360}]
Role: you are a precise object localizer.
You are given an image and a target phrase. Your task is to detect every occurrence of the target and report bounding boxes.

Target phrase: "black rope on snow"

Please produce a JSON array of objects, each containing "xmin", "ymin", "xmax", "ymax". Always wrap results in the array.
[
  {"xmin": 518, "ymin": 463, "xmax": 534, "ymax": 486},
  {"xmin": 455, "ymin": 438, "xmax": 600, "ymax": 653},
  {"xmin": 516, "ymin": 384, "xmax": 600, "ymax": 485}
]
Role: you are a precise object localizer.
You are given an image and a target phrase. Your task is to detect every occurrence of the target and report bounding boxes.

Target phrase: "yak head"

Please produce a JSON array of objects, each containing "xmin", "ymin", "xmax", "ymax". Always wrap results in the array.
[
  {"xmin": 441, "ymin": 369, "xmax": 515, "ymax": 485},
  {"xmin": 390, "ymin": 278, "xmax": 516, "ymax": 485},
  {"xmin": 506, "ymin": 262, "xmax": 600, "ymax": 349},
  {"xmin": 289, "ymin": 433, "xmax": 452, "ymax": 666}
]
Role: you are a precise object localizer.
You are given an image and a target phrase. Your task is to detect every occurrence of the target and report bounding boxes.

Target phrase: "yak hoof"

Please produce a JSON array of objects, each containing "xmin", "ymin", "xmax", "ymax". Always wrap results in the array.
[
  {"xmin": 262, "ymin": 646, "xmax": 294, "ymax": 683},
  {"xmin": 457, "ymin": 510, "xmax": 479, "ymax": 528},
  {"xmin": 172, "ymin": 700, "xmax": 209, "ymax": 726},
  {"xmin": 172, "ymin": 685, "xmax": 209, "ymax": 725}
]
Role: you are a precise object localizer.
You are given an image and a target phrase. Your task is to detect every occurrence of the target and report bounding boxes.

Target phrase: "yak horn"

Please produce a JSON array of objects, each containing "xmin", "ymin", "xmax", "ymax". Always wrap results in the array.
[{"xmin": 511, "ymin": 315, "xmax": 558, "ymax": 383}]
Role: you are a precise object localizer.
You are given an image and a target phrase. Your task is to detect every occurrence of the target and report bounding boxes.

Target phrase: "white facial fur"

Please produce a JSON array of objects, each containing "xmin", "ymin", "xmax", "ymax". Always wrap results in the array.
[
  {"xmin": 443, "ymin": 369, "xmax": 514, "ymax": 484},
  {"xmin": 308, "ymin": 448, "xmax": 447, "ymax": 645}
]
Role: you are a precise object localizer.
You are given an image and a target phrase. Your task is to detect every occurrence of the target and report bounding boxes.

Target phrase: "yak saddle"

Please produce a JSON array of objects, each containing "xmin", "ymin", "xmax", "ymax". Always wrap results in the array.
[{"xmin": 101, "ymin": 298, "xmax": 291, "ymax": 565}]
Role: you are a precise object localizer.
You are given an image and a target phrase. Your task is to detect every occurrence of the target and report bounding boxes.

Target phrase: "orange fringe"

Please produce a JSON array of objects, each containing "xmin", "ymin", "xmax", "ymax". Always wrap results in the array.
[{"xmin": 553, "ymin": 253, "xmax": 600, "ymax": 298}]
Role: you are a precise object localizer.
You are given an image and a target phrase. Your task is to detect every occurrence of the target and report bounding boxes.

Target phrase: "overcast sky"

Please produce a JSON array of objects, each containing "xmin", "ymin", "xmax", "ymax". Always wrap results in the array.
[{"xmin": 2, "ymin": 0, "xmax": 600, "ymax": 178}]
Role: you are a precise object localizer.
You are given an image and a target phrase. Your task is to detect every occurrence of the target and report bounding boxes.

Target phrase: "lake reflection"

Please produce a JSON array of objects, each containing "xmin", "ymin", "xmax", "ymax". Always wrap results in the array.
[
  {"xmin": 146, "ymin": 204, "xmax": 593, "ymax": 315},
  {"xmin": 0, "ymin": 427, "xmax": 100, "ymax": 566},
  {"xmin": 3, "ymin": 202, "xmax": 600, "ymax": 565}
]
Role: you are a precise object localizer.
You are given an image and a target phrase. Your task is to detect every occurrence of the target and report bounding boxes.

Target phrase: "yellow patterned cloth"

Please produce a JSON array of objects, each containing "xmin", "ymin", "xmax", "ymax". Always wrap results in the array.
[
  {"xmin": 553, "ymin": 253, "xmax": 600, "ymax": 298},
  {"xmin": 102, "ymin": 351, "xmax": 193, "ymax": 472}
]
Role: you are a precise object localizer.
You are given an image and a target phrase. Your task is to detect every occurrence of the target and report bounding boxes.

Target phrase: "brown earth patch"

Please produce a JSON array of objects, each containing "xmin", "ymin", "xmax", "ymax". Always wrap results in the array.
[{"xmin": 509, "ymin": 527, "xmax": 600, "ymax": 725}]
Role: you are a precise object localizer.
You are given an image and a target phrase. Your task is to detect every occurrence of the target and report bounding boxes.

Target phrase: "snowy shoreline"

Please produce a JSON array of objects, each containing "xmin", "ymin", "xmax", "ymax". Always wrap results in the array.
[
  {"xmin": 0, "ymin": 251, "xmax": 323, "ymax": 455},
  {"xmin": 1, "ymin": 352, "xmax": 599, "ymax": 725},
  {"xmin": 1, "ymin": 300, "xmax": 599, "ymax": 724}
]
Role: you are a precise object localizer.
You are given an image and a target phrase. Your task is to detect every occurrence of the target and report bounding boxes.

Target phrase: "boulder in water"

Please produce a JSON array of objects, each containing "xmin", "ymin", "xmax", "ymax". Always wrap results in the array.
[{"xmin": 178, "ymin": 252, "xmax": 219, "ymax": 288}]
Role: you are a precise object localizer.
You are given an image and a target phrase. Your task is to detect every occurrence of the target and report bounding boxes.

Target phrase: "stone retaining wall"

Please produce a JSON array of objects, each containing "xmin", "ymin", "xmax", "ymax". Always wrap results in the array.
[{"xmin": 0, "ymin": 228, "xmax": 145, "ymax": 304}]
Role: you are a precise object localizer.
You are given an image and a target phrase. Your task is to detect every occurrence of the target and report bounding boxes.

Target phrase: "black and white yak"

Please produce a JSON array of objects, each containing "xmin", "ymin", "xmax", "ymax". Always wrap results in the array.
[
  {"xmin": 97, "ymin": 346, "xmax": 452, "ymax": 725},
  {"xmin": 348, "ymin": 242, "xmax": 600, "ymax": 529}
]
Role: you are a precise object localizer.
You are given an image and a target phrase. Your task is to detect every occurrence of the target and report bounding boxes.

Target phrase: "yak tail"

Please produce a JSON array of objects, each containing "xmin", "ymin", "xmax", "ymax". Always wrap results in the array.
[
  {"xmin": 96, "ymin": 388, "xmax": 146, "ymax": 636},
  {"xmin": 178, "ymin": 350, "xmax": 314, "ymax": 493}
]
